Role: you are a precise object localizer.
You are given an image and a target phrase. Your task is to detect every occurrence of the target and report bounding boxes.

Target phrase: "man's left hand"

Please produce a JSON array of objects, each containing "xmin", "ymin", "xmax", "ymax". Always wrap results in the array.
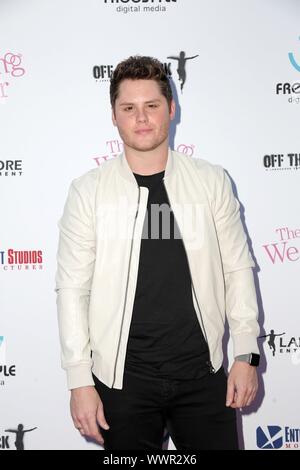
[{"xmin": 226, "ymin": 361, "xmax": 258, "ymax": 408}]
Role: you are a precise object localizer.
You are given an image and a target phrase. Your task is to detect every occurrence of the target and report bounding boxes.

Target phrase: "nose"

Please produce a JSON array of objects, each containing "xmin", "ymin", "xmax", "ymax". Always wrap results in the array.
[{"xmin": 136, "ymin": 107, "xmax": 148, "ymax": 123}]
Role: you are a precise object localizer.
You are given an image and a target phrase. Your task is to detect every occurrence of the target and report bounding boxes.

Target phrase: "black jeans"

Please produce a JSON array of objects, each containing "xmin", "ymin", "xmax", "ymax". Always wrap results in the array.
[{"xmin": 93, "ymin": 366, "xmax": 238, "ymax": 450}]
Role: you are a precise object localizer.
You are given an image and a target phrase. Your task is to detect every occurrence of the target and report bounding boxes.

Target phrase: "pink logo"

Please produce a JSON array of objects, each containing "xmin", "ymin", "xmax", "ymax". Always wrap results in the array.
[
  {"xmin": 92, "ymin": 140, "xmax": 124, "ymax": 166},
  {"xmin": 176, "ymin": 143, "xmax": 195, "ymax": 157},
  {"xmin": 92, "ymin": 142, "xmax": 196, "ymax": 166},
  {"xmin": 263, "ymin": 227, "xmax": 300, "ymax": 264},
  {"xmin": 0, "ymin": 52, "xmax": 25, "ymax": 99}
]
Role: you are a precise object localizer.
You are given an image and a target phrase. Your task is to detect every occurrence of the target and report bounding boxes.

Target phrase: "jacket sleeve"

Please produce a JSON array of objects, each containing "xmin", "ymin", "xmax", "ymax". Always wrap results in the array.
[
  {"xmin": 55, "ymin": 177, "xmax": 96, "ymax": 390},
  {"xmin": 213, "ymin": 165, "xmax": 260, "ymax": 357}
]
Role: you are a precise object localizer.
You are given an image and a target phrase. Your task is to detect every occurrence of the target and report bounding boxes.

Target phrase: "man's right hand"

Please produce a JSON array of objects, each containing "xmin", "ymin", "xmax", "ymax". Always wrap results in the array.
[{"xmin": 70, "ymin": 385, "xmax": 110, "ymax": 446}]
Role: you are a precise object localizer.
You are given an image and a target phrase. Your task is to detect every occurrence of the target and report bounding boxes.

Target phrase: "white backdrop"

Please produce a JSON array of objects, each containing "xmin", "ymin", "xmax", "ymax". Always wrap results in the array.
[{"xmin": 0, "ymin": 0, "xmax": 299, "ymax": 450}]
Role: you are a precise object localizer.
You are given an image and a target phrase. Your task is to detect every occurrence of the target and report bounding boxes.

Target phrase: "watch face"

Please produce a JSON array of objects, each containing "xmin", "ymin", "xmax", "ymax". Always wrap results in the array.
[{"xmin": 250, "ymin": 353, "xmax": 260, "ymax": 366}]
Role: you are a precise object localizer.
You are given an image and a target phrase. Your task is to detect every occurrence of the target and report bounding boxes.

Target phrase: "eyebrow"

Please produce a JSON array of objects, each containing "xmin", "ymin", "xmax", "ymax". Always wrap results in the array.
[{"xmin": 119, "ymin": 99, "xmax": 162, "ymax": 106}]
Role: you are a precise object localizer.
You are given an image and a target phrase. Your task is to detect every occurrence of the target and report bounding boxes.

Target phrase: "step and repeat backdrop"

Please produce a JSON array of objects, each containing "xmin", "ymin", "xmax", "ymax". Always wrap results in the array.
[{"xmin": 0, "ymin": 0, "xmax": 299, "ymax": 450}]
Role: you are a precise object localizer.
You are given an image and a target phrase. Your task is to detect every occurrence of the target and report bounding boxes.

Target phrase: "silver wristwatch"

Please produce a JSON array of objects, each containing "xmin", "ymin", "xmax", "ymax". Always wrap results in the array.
[{"xmin": 235, "ymin": 353, "xmax": 260, "ymax": 366}]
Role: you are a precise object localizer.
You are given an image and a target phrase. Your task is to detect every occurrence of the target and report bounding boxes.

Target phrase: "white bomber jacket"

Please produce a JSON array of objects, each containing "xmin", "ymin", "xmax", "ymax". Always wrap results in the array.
[{"xmin": 55, "ymin": 148, "xmax": 260, "ymax": 390}]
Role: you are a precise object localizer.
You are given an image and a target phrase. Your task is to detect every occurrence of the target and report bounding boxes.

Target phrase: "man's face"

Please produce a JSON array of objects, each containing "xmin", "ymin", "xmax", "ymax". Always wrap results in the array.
[{"xmin": 112, "ymin": 79, "xmax": 175, "ymax": 153}]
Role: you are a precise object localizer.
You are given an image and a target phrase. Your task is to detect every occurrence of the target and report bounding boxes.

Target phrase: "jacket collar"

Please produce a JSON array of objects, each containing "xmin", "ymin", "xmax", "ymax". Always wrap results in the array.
[{"xmin": 118, "ymin": 147, "xmax": 174, "ymax": 185}]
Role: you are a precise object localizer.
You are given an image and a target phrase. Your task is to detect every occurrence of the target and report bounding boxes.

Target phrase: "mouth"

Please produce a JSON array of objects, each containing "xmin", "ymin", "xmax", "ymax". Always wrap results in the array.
[{"xmin": 135, "ymin": 128, "xmax": 153, "ymax": 135}]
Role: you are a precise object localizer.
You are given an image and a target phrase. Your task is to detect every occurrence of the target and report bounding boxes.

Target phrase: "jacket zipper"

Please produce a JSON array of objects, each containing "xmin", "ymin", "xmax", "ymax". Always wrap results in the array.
[
  {"xmin": 162, "ymin": 179, "xmax": 215, "ymax": 374},
  {"xmin": 112, "ymin": 186, "xmax": 141, "ymax": 388}
]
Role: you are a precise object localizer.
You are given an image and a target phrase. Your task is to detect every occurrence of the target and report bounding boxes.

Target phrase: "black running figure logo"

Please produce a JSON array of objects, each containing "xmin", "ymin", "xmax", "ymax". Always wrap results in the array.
[
  {"xmin": 259, "ymin": 330, "xmax": 285, "ymax": 357},
  {"xmin": 167, "ymin": 51, "xmax": 199, "ymax": 93},
  {"xmin": 5, "ymin": 424, "xmax": 37, "ymax": 450}
]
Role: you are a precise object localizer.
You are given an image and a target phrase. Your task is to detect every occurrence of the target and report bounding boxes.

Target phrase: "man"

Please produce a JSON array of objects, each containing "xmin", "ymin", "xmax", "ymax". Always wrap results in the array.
[{"xmin": 55, "ymin": 56, "xmax": 260, "ymax": 450}]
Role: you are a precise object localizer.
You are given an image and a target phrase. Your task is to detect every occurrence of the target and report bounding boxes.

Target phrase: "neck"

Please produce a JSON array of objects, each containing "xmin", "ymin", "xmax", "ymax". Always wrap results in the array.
[{"xmin": 124, "ymin": 141, "xmax": 169, "ymax": 176}]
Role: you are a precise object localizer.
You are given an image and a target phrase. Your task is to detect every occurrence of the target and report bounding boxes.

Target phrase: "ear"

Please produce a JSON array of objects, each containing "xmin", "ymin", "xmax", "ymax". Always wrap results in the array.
[
  {"xmin": 112, "ymin": 107, "xmax": 117, "ymax": 126},
  {"xmin": 170, "ymin": 99, "xmax": 176, "ymax": 121}
]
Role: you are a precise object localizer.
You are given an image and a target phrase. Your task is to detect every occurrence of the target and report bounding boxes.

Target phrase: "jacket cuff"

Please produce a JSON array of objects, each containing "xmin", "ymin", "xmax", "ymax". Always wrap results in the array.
[
  {"xmin": 232, "ymin": 333, "xmax": 260, "ymax": 358},
  {"xmin": 66, "ymin": 364, "xmax": 95, "ymax": 390}
]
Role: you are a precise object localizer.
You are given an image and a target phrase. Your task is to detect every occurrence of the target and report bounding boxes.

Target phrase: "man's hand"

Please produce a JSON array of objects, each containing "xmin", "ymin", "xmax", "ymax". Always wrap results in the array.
[
  {"xmin": 226, "ymin": 361, "xmax": 258, "ymax": 408},
  {"xmin": 70, "ymin": 386, "xmax": 110, "ymax": 445}
]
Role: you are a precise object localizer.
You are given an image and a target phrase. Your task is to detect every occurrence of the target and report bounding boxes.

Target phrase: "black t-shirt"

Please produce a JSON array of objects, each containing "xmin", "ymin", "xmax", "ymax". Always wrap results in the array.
[{"xmin": 124, "ymin": 169, "xmax": 210, "ymax": 380}]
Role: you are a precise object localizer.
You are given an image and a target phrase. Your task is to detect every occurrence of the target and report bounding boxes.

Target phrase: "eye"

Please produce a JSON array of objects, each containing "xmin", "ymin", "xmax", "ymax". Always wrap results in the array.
[
  {"xmin": 148, "ymin": 103, "xmax": 158, "ymax": 108},
  {"xmin": 124, "ymin": 106, "xmax": 133, "ymax": 112}
]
